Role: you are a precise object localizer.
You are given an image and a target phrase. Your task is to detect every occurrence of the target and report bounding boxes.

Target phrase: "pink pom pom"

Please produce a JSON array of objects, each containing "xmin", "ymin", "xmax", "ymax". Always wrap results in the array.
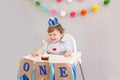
[
  {"xmin": 57, "ymin": 0, "xmax": 62, "ymax": 3},
  {"xmin": 50, "ymin": 9, "xmax": 57, "ymax": 15},
  {"xmin": 70, "ymin": 11, "xmax": 76, "ymax": 18}
]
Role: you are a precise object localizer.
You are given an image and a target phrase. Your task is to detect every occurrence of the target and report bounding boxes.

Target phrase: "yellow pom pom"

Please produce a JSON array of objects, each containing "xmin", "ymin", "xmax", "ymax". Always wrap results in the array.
[{"xmin": 92, "ymin": 5, "xmax": 100, "ymax": 12}]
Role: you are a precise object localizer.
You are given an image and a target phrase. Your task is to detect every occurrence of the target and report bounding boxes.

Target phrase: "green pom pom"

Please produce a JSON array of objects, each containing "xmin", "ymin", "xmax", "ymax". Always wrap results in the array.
[
  {"xmin": 35, "ymin": 1, "xmax": 41, "ymax": 7},
  {"xmin": 104, "ymin": 0, "xmax": 110, "ymax": 5}
]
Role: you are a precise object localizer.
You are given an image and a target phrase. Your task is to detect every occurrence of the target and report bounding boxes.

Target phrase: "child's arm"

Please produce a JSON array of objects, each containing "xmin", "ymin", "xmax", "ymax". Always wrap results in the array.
[{"xmin": 62, "ymin": 38, "xmax": 74, "ymax": 57}]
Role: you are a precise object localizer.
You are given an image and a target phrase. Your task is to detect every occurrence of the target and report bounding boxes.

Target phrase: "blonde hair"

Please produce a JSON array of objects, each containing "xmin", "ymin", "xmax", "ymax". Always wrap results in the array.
[{"xmin": 48, "ymin": 24, "xmax": 64, "ymax": 34}]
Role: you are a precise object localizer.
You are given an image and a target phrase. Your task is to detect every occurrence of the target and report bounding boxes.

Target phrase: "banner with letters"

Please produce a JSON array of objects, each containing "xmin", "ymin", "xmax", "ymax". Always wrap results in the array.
[
  {"xmin": 35, "ymin": 62, "xmax": 50, "ymax": 80},
  {"xmin": 19, "ymin": 58, "xmax": 76, "ymax": 80},
  {"xmin": 19, "ymin": 58, "xmax": 33, "ymax": 80},
  {"xmin": 54, "ymin": 63, "xmax": 72, "ymax": 80}
]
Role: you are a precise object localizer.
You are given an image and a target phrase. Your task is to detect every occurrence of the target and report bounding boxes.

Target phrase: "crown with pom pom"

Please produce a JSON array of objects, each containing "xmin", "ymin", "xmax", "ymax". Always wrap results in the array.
[{"xmin": 48, "ymin": 17, "xmax": 59, "ymax": 27}]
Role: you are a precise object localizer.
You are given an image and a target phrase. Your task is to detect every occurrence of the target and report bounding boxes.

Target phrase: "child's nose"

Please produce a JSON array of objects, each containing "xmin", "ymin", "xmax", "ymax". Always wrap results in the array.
[{"xmin": 51, "ymin": 36, "xmax": 54, "ymax": 39}]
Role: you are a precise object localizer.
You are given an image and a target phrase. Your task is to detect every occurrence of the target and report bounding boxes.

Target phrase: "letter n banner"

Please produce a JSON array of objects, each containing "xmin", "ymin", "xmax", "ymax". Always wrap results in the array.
[
  {"xmin": 54, "ymin": 63, "xmax": 72, "ymax": 80},
  {"xmin": 19, "ymin": 58, "xmax": 33, "ymax": 80},
  {"xmin": 35, "ymin": 62, "xmax": 50, "ymax": 80}
]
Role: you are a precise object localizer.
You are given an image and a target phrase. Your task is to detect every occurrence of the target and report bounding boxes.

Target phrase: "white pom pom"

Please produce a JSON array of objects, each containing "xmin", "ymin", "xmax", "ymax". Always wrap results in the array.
[
  {"xmin": 67, "ymin": 0, "xmax": 73, "ymax": 3},
  {"xmin": 60, "ymin": 11, "xmax": 67, "ymax": 17}
]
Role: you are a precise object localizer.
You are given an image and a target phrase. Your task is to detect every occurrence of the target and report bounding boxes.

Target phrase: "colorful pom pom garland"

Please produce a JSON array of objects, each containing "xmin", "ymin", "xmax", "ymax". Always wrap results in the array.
[{"xmin": 31, "ymin": 0, "xmax": 110, "ymax": 18}]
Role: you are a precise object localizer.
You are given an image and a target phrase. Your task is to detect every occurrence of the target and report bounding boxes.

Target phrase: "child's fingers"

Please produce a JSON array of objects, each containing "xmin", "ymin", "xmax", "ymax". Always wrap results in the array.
[
  {"xmin": 31, "ymin": 53, "xmax": 36, "ymax": 57},
  {"xmin": 63, "ymin": 53, "xmax": 71, "ymax": 57},
  {"xmin": 31, "ymin": 52, "xmax": 38, "ymax": 57}
]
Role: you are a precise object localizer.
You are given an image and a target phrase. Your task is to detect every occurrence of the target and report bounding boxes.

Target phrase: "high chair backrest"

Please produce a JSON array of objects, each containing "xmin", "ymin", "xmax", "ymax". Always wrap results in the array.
[{"xmin": 64, "ymin": 34, "xmax": 77, "ymax": 53}]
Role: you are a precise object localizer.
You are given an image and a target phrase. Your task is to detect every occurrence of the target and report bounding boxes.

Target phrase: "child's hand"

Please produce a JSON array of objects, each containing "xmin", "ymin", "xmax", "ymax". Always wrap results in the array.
[
  {"xmin": 31, "ymin": 48, "xmax": 43, "ymax": 57},
  {"xmin": 63, "ymin": 51, "xmax": 73, "ymax": 57}
]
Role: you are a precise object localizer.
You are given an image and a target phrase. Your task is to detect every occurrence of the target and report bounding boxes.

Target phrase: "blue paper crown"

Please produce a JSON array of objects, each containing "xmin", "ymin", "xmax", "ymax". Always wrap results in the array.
[{"xmin": 48, "ymin": 17, "xmax": 59, "ymax": 27}]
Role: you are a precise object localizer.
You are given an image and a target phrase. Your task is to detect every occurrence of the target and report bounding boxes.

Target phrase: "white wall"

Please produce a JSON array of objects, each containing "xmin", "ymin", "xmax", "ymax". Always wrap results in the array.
[{"xmin": 0, "ymin": 0, "xmax": 120, "ymax": 80}]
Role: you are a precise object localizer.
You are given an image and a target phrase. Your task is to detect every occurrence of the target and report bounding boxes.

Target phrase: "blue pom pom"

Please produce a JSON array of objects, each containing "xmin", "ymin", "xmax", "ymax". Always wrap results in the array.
[{"xmin": 42, "ymin": 5, "xmax": 48, "ymax": 11}]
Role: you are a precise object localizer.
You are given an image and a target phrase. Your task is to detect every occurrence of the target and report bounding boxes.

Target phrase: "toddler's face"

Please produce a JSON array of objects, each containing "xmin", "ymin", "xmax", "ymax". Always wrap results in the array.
[{"xmin": 48, "ymin": 29, "xmax": 63, "ymax": 43}]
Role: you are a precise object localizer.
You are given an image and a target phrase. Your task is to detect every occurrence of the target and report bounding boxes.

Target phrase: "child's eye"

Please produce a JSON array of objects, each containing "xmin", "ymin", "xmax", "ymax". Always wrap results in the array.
[{"xmin": 49, "ymin": 34, "xmax": 52, "ymax": 36}]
